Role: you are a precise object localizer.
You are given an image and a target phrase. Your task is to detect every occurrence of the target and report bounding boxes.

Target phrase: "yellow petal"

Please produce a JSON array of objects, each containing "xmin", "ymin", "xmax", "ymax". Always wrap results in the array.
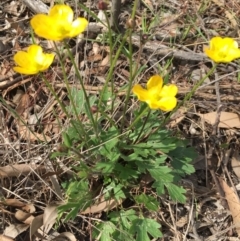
[
  {"xmin": 132, "ymin": 84, "xmax": 151, "ymax": 102},
  {"xmin": 27, "ymin": 45, "xmax": 43, "ymax": 59},
  {"xmin": 31, "ymin": 15, "xmax": 64, "ymax": 40},
  {"xmin": 221, "ymin": 37, "xmax": 238, "ymax": 48},
  {"xmin": 31, "ymin": 5, "xmax": 88, "ymax": 41},
  {"xmin": 147, "ymin": 75, "xmax": 163, "ymax": 90},
  {"xmin": 13, "ymin": 45, "xmax": 54, "ymax": 75},
  {"xmin": 14, "ymin": 51, "xmax": 33, "ymax": 68},
  {"xmin": 68, "ymin": 18, "xmax": 88, "ymax": 38},
  {"xmin": 13, "ymin": 66, "xmax": 39, "ymax": 75},
  {"xmin": 204, "ymin": 37, "xmax": 240, "ymax": 63},
  {"xmin": 27, "ymin": 45, "xmax": 54, "ymax": 71},
  {"xmin": 49, "ymin": 4, "xmax": 73, "ymax": 23},
  {"xmin": 157, "ymin": 97, "xmax": 177, "ymax": 111},
  {"xmin": 40, "ymin": 53, "xmax": 55, "ymax": 71},
  {"xmin": 159, "ymin": 84, "xmax": 178, "ymax": 97},
  {"xmin": 147, "ymin": 100, "xmax": 164, "ymax": 110},
  {"xmin": 209, "ymin": 36, "xmax": 223, "ymax": 50}
]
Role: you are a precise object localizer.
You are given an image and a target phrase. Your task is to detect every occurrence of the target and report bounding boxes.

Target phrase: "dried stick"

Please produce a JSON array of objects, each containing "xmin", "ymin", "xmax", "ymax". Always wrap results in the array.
[
  {"xmin": 21, "ymin": 0, "xmax": 49, "ymax": 14},
  {"xmin": 110, "ymin": 0, "xmax": 121, "ymax": 31}
]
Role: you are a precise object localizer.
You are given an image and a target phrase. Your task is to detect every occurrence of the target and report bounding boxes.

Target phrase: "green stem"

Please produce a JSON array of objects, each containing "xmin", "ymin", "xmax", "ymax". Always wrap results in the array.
[
  {"xmin": 163, "ymin": 63, "xmax": 218, "ymax": 126},
  {"xmin": 62, "ymin": 41, "xmax": 99, "ymax": 140},
  {"xmin": 133, "ymin": 109, "xmax": 151, "ymax": 144},
  {"xmin": 181, "ymin": 64, "xmax": 217, "ymax": 106},
  {"xmin": 49, "ymin": 43, "xmax": 88, "ymax": 143},
  {"xmin": 127, "ymin": 105, "xmax": 149, "ymax": 131},
  {"xmin": 98, "ymin": 31, "xmax": 130, "ymax": 108},
  {"xmin": 120, "ymin": 0, "xmax": 140, "ymax": 132}
]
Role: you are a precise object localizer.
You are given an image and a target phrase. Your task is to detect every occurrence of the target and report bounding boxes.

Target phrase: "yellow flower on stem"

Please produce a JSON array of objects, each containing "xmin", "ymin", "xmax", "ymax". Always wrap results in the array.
[
  {"xmin": 13, "ymin": 44, "xmax": 55, "ymax": 75},
  {"xmin": 30, "ymin": 4, "xmax": 88, "ymax": 41},
  {"xmin": 204, "ymin": 37, "xmax": 240, "ymax": 63},
  {"xmin": 132, "ymin": 75, "xmax": 178, "ymax": 111}
]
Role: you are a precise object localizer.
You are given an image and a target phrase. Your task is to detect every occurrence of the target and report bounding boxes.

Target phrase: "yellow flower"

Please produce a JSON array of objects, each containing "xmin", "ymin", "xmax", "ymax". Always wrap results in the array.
[
  {"xmin": 204, "ymin": 37, "xmax": 240, "ymax": 63},
  {"xmin": 132, "ymin": 75, "xmax": 178, "ymax": 111},
  {"xmin": 30, "ymin": 4, "xmax": 88, "ymax": 41},
  {"xmin": 13, "ymin": 45, "xmax": 55, "ymax": 75}
]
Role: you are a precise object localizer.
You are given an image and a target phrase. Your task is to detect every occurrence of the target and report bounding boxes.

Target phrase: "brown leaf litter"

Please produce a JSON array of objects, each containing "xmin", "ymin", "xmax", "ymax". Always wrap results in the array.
[{"xmin": 1, "ymin": 0, "xmax": 240, "ymax": 240}]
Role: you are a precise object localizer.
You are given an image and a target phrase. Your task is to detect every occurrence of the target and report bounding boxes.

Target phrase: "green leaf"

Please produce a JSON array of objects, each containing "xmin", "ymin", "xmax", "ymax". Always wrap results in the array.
[
  {"xmin": 100, "ymin": 87, "xmax": 113, "ymax": 102},
  {"xmin": 113, "ymin": 184, "xmax": 126, "ymax": 200},
  {"xmin": 130, "ymin": 218, "xmax": 162, "ymax": 241},
  {"xmin": 99, "ymin": 127, "xmax": 119, "ymax": 146},
  {"xmin": 155, "ymin": 155, "xmax": 168, "ymax": 164},
  {"xmin": 94, "ymin": 221, "xmax": 116, "ymax": 241},
  {"xmin": 68, "ymin": 88, "xmax": 96, "ymax": 114},
  {"xmin": 148, "ymin": 167, "xmax": 173, "ymax": 182},
  {"xmin": 50, "ymin": 151, "xmax": 68, "ymax": 158},
  {"xmin": 58, "ymin": 197, "xmax": 92, "ymax": 222},
  {"xmin": 120, "ymin": 210, "xmax": 137, "ymax": 229},
  {"xmin": 165, "ymin": 183, "xmax": 186, "ymax": 203},
  {"xmin": 62, "ymin": 132, "xmax": 72, "ymax": 148},
  {"xmin": 65, "ymin": 121, "xmax": 85, "ymax": 142},
  {"xmin": 134, "ymin": 194, "xmax": 159, "ymax": 211},
  {"xmin": 103, "ymin": 182, "xmax": 126, "ymax": 200},
  {"xmin": 98, "ymin": 128, "xmax": 120, "ymax": 162},
  {"xmin": 153, "ymin": 181, "xmax": 165, "ymax": 195},
  {"xmin": 95, "ymin": 161, "xmax": 117, "ymax": 173},
  {"xmin": 110, "ymin": 209, "xmax": 137, "ymax": 229},
  {"xmin": 152, "ymin": 181, "xmax": 187, "ymax": 203},
  {"xmin": 65, "ymin": 179, "xmax": 89, "ymax": 198},
  {"xmin": 115, "ymin": 163, "xmax": 140, "ymax": 181},
  {"xmin": 169, "ymin": 146, "xmax": 196, "ymax": 176}
]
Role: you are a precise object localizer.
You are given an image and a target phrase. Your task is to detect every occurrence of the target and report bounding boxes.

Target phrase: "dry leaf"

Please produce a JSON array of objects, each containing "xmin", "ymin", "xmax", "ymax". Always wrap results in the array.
[
  {"xmin": 50, "ymin": 175, "xmax": 63, "ymax": 199},
  {"xmin": 0, "ymin": 235, "xmax": 14, "ymax": 241},
  {"xmin": 1, "ymin": 199, "xmax": 26, "ymax": 207},
  {"xmin": 50, "ymin": 232, "xmax": 76, "ymax": 241},
  {"xmin": 22, "ymin": 203, "xmax": 36, "ymax": 213},
  {"xmin": 97, "ymin": 10, "xmax": 107, "ymax": 22},
  {"xmin": 87, "ymin": 54, "xmax": 102, "ymax": 62},
  {"xmin": 0, "ymin": 164, "xmax": 46, "ymax": 178},
  {"xmin": 18, "ymin": 124, "xmax": 51, "ymax": 142},
  {"xmin": 191, "ymin": 68, "xmax": 210, "ymax": 84},
  {"xmin": 211, "ymin": 0, "xmax": 237, "ymax": 28},
  {"xmin": 176, "ymin": 216, "xmax": 188, "ymax": 228},
  {"xmin": 4, "ymin": 1, "xmax": 25, "ymax": 16},
  {"xmin": 167, "ymin": 107, "xmax": 187, "ymax": 128},
  {"xmin": 15, "ymin": 93, "xmax": 51, "ymax": 142},
  {"xmin": 231, "ymin": 151, "xmax": 240, "ymax": 179},
  {"xmin": 12, "ymin": 89, "xmax": 24, "ymax": 104},
  {"xmin": 92, "ymin": 43, "xmax": 100, "ymax": 55},
  {"xmin": 81, "ymin": 197, "xmax": 122, "ymax": 214},
  {"xmin": 219, "ymin": 178, "xmax": 240, "ymax": 236},
  {"xmin": 16, "ymin": 93, "xmax": 31, "ymax": 116},
  {"xmin": 2, "ymin": 77, "xmax": 32, "ymax": 96},
  {"xmin": 30, "ymin": 214, "xmax": 43, "ymax": 240},
  {"xmin": 15, "ymin": 210, "xmax": 34, "ymax": 224},
  {"xmin": 199, "ymin": 112, "xmax": 240, "ymax": 128},
  {"xmin": 43, "ymin": 205, "xmax": 58, "ymax": 234},
  {"xmin": 142, "ymin": 0, "xmax": 153, "ymax": 10},
  {"xmin": 99, "ymin": 54, "xmax": 110, "ymax": 73},
  {"xmin": 4, "ymin": 224, "xmax": 29, "ymax": 239}
]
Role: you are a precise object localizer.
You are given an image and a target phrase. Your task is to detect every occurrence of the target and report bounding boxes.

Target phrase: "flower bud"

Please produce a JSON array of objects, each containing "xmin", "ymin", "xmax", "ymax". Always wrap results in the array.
[
  {"xmin": 91, "ymin": 105, "xmax": 98, "ymax": 113},
  {"xmin": 98, "ymin": 0, "xmax": 108, "ymax": 10},
  {"xmin": 126, "ymin": 18, "xmax": 136, "ymax": 29}
]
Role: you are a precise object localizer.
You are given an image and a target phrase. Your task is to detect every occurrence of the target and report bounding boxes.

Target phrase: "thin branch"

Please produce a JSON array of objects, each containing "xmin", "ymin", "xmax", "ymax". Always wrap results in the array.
[{"xmin": 21, "ymin": 0, "xmax": 49, "ymax": 14}]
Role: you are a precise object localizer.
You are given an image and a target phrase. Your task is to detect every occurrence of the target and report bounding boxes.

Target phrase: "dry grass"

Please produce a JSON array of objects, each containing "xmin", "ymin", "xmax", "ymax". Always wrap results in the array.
[{"xmin": 0, "ymin": 0, "xmax": 240, "ymax": 240}]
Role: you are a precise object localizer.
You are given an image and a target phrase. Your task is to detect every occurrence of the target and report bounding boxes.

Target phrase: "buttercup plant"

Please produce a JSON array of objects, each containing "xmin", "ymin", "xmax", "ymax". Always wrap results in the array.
[
  {"xmin": 12, "ymin": 3, "xmax": 201, "ymax": 240},
  {"xmin": 204, "ymin": 36, "xmax": 240, "ymax": 63},
  {"xmin": 13, "ymin": 44, "xmax": 55, "ymax": 75},
  {"xmin": 30, "ymin": 4, "xmax": 88, "ymax": 41},
  {"xmin": 132, "ymin": 75, "xmax": 178, "ymax": 111}
]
